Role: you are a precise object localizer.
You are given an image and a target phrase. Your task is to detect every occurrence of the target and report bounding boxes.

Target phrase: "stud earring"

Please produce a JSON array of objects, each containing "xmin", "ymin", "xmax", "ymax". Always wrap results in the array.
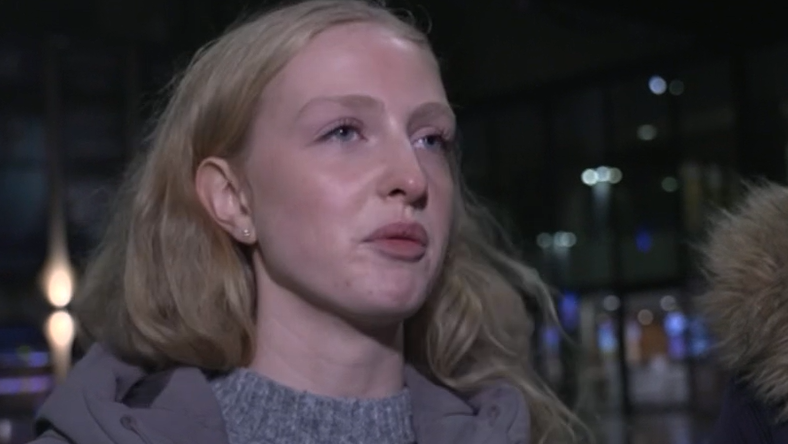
[{"xmin": 242, "ymin": 229, "xmax": 251, "ymax": 238}]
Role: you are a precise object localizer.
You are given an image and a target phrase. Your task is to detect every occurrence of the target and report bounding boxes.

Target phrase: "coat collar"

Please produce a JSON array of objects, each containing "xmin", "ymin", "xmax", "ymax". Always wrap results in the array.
[{"xmin": 35, "ymin": 344, "xmax": 529, "ymax": 444}]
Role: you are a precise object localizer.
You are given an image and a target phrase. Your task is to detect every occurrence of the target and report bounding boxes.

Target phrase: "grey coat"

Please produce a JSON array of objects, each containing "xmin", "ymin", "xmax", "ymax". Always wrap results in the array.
[{"xmin": 30, "ymin": 344, "xmax": 530, "ymax": 444}]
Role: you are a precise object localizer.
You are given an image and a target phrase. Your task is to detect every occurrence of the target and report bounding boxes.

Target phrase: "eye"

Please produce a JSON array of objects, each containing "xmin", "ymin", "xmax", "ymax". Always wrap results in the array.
[
  {"xmin": 320, "ymin": 121, "xmax": 362, "ymax": 143},
  {"xmin": 414, "ymin": 132, "xmax": 452, "ymax": 152}
]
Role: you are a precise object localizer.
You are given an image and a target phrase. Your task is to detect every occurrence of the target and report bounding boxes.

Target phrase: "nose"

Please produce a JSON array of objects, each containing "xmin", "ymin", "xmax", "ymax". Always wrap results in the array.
[{"xmin": 377, "ymin": 139, "xmax": 428, "ymax": 208}]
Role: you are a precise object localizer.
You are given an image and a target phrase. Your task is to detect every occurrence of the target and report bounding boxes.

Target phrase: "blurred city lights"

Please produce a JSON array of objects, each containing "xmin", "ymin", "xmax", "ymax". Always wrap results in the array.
[
  {"xmin": 649, "ymin": 75, "xmax": 667, "ymax": 95},
  {"xmin": 536, "ymin": 231, "xmax": 577, "ymax": 249},
  {"xmin": 582, "ymin": 166, "xmax": 622, "ymax": 186}
]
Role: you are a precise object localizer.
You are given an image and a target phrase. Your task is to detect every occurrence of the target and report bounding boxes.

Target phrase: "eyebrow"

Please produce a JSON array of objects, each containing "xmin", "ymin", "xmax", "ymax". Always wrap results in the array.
[
  {"xmin": 295, "ymin": 94, "xmax": 455, "ymax": 127},
  {"xmin": 296, "ymin": 94, "xmax": 383, "ymax": 118},
  {"xmin": 408, "ymin": 102, "xmax": 456, "ymax": 130}
]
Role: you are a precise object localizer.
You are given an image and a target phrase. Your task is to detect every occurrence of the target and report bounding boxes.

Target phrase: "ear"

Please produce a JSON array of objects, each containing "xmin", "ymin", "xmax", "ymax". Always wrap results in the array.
[{"xmin": 195, "ymin": 157, "xmax": 256, "ymax": 244}]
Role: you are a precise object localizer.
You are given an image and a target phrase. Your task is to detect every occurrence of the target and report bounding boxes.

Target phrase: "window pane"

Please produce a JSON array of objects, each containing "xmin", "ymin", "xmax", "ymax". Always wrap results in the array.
[
  {"xmin": 552, "ymin": 89, "xmax": 606, "ymax": 166},
  {"xmin": 0, "ymin": 43, "xmax": 41, "ymax": 90},
  {"xmin": 549, "ymin": 169, "xmax": 613, "ymax": 288},
  {"xmin": 677, "ymin": 59, "xmax": 735, "ymax": 164},
  {"xmin": 610, "ymin": 76, "xmax": 672, "ymax": 153},
  {"xmin": 488, "ymin": 105, "xmax": 545, "ymax": 171},
  {"xmin": 66, "ymin": 175, "xmax": 119, "ymax": 263},
  {"xmin": 0, "ymin": 113, "xmax": 46, "ymax": 163},
  {"xmin": 625, "ymin": 288, "xmax": 690, "ymax": 410},
  {"xmin": 614, "ymin": 164, "xmax": 681, "ymax": 283},
  {"xmin": 61, "ymin": 44, "xmax": 123, "ymax": 96},
  {"xmin": 749, "ymin": 42, "xmax": 788, "ymax": 102},
  {"xmin": 486, "ymin": 105, "xmax": 550, "ymax": 240},
  {"xmin": 578, "ymin": 291, "xmax": 624, "ymax": 413},
  {"xmin": 63, "ymin": 106, "xmax": 125, "ymax": 162},
  {"xmin": 0, "ymin": 166, "xmax": 48, "ymax": 276}
]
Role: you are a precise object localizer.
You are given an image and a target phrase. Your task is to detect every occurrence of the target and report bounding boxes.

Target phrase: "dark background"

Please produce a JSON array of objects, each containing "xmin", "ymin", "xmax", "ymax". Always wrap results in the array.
[{"xmin": 3, "ymin": 1, "xmax": 788, "ymax": 442}]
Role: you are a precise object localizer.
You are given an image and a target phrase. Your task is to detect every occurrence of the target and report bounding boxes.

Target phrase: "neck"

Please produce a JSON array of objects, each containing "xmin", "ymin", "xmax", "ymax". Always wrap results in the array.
[{"xmin": 249, "ymin": 253, "xmax": 405, "ymax": 399}]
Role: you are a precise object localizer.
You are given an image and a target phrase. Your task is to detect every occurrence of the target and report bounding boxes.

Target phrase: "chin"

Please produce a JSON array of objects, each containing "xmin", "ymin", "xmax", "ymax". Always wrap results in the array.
[
  {"xmin": 343, "ymin": 288, "xmax": 427, "ymax": 327},
  {"xmin": 332, "ymin": 266, "xmax": 436, "ymax": 326}
]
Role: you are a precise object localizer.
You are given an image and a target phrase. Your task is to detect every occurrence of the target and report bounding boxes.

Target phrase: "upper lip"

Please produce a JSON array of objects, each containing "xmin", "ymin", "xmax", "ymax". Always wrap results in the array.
[{"xmin": 365, "ymin": 221, "xmax": 429, "ymax": 246}]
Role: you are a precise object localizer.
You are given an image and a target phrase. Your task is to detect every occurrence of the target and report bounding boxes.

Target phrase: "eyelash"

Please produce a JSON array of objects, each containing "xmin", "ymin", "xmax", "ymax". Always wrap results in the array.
[
  {"xmin": 320, "ymin": 118, "xmax": 363, "ymax": 143},
  {"xmin": 319, "ymin": 120, "xmax": 454, "ymax": 152},
  {"xmin": 416, "ymin": 130, "xmax": 454, "ymax": 152}
]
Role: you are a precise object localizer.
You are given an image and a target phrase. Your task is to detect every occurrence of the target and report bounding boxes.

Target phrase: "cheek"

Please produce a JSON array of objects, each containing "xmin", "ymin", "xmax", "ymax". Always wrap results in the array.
[
  {"xmin": 246, "ymin": 157, "xmax": 353, "ymax": 252},
  {"xmin": 251, "ymin": 178, "xmax": 318, "ymax": 238},
  {"xmin": 244, "ymin": 155, "xmax": 311, "ymax": 240}
]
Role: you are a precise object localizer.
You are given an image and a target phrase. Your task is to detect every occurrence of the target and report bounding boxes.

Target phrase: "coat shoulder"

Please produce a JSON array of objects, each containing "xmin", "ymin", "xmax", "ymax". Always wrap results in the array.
[{"xmin": 26, "ymin": 429, "xmax": 71, "ymax": 444}]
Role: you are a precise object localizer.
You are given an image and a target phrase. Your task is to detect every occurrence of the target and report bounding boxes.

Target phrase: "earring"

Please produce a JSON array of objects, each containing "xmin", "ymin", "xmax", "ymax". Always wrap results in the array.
[{"xmin": 242, "ymin": 229, "xmax": 251, "ymax": 238}]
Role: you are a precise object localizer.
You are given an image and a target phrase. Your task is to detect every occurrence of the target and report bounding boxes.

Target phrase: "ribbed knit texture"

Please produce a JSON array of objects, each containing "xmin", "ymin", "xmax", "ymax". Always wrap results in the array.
[{"xmin": 210, "ymin": 368, "xmax": 416, "ymax": 444}]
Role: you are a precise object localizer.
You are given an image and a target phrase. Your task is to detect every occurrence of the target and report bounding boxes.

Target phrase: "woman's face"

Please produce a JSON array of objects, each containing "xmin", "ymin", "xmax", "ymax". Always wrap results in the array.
[{"xmin": 242, "ymin": 23, "xmax": 455, "ymax": 325}]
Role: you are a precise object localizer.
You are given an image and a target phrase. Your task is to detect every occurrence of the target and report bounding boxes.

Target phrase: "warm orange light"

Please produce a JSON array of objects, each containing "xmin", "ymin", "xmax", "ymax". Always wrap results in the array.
[
  {"xmin": 45, "ymin": 310, "xmax": 75, "ymax": 349},
  {"xmin": 41, "ymin": 256, "xmax": 75, "ymax": 308},
  {"xmin": 45, "ymin": 309, "xmax": 75, "ymax": 383}
]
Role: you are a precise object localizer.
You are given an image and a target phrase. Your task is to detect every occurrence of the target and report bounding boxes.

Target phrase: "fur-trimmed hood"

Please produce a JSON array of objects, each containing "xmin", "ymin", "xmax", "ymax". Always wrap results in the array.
[{"xmin": 701, "ymin": 182, "xmax": 788, "ymax": 421}]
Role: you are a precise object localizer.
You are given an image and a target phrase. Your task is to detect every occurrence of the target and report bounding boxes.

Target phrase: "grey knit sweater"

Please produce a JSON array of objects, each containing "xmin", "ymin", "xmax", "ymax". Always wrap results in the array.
[{"xmin": 210, "ymin": 368, "xmax": 416, "ymax": 444}]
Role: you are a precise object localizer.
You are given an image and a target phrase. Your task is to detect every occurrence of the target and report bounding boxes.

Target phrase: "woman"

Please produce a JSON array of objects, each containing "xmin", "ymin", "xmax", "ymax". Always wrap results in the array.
[
  {"xmin": 30, "ymin": 1, "xmax": 581, "ymax": 443},
  {"xmin": 702, "ymin": 183, "xmax": 788, "ymax": 443}
]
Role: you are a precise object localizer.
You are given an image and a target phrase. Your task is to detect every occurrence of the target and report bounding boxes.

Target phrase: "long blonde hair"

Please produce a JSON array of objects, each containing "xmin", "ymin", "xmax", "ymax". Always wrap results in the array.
[{"xmin": 73, "ymin": 1, "xmax": 584, "ymax": 442}]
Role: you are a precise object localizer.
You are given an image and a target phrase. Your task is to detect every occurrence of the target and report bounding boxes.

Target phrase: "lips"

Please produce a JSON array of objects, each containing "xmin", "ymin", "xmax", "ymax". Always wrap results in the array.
[{"xmin": 364, "ymin": 222, "xmax": 429, "ymax": 261}]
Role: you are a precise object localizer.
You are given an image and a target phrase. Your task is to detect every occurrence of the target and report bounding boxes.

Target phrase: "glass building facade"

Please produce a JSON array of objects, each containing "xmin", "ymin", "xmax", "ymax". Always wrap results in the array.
[{"xmin": 456, "ymin": 48, "xmax": 788, "ymax": 416}]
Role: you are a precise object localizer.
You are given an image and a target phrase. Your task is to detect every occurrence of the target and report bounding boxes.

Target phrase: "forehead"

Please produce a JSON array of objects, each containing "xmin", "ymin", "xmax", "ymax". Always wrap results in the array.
[{"xmin": 262, "ymin": 22, "xmax": 447, "ymax": 110}]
